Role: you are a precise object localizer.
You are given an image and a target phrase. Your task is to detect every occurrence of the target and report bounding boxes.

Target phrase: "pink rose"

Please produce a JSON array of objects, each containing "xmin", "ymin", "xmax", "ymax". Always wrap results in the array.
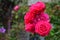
[
  {"xmin": 33, "ymin": 12, "xmax": 50, "ymax": 23},
  {"xmin": 29, "ymin": 2, "xmax": 46, "ymax": 14},
  {"xmin": 14, "ymin": 5, "xmax": 20, "ymax": 11},
  {"xmin": 24, "ymin": 12, "xmax": 35, "ymax": 24},
  {"xmin": 40, "ymin": 13, "xmax": 50, "ymax": 22},
  {"xmin": 25, "ymin": 23, "xmax": 35, "ymax": 33},
  {"xmin": 35, "ymin": 21, "xmax": 52, "ymax": 36}
]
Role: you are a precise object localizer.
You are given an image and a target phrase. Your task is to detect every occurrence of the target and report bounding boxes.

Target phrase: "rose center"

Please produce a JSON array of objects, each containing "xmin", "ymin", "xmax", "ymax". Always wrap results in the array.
[{"xmin": 40, "ymin": 25, "xmax": 47, "ymax": 32}]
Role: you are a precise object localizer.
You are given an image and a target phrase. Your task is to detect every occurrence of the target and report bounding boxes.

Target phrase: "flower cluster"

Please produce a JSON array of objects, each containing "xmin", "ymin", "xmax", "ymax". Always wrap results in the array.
[{"xmin": 24, "ymin": 2, "xmax": 52, "ymax": 36}]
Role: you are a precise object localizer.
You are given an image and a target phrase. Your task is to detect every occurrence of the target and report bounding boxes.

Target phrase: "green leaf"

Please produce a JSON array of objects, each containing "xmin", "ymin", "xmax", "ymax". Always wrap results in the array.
[
  {"xmin": 50, "ymin": 30, "xmax": 55, "ymax": 36},
  {"xmin": 15, "ymin": 15, "xmax": 18, "ymax": 19}
]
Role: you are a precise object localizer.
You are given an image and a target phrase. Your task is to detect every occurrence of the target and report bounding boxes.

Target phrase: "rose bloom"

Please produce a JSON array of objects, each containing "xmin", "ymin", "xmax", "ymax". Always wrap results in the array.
[
  {"xmin": 33, "ymin": 12, "xmax": 50, "ymax": 23},
  {"xmin": 25, "ymin": 23, "xmax": 35, "ymax": 33},
  {"xmin": 29, "ymin": 2, "xmax": 46, "ymax": 14},
  {"xmin": 24, "ymin": 12, "xmax": 35, "ymax": 24},
  {"xmin": 35, "ymin": 21, "xmax": 52, "ymax": 36},
  {"xmin": 14, "ymin": 5, "xmax": 20, "ymax": 11},
  {"xmin": 39, "ymin": 13, "xmax": 50, "ymax": 22}
]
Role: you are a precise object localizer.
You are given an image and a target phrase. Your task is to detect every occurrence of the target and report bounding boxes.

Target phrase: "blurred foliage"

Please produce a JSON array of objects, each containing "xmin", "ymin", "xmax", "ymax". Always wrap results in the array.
[
  {"xmin": 45, "ymin": 1, "xmax": 60, "ymax": 40},
  {"xmin": 0, "ymin": 0, "xmax": 28, "ymax": 40},
  {"xmin": 9, "ymin": 5, "xmax": 29, "ymax": 40}
]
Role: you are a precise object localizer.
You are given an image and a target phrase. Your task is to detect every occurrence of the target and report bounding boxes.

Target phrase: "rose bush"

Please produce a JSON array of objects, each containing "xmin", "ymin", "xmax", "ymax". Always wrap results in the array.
[{"xmin": 24, "ymin": 2, "xmax": 52, "ymax": 37}]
